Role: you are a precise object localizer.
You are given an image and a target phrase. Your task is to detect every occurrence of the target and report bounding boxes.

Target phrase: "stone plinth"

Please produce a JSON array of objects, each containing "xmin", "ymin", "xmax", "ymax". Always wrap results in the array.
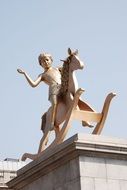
[{"xmin": 7, "ymin": 134, "xmax": 127, "ymax": 190}]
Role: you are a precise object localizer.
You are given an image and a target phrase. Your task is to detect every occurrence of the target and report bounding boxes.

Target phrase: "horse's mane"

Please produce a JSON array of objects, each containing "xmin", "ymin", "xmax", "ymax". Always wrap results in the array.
[
  {"xmin": 59, "ymin": 49, "xmax": 78, "ymax": 98},
  {"xmin": 59, "ymin": 56, "xmax": 71, "ymax": 96}
]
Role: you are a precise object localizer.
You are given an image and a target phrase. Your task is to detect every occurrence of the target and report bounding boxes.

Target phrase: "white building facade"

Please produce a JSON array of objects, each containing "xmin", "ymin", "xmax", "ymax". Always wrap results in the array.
[{"xmin": 0, "ymin": 158, "xmax": 26, "ymax": 188}]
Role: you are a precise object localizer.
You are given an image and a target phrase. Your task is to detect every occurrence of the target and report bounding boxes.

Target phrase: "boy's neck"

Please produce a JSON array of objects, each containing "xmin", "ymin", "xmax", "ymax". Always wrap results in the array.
[{"xmin": 44, "ymin": 66, "xmax": 52, "ymax": 72}]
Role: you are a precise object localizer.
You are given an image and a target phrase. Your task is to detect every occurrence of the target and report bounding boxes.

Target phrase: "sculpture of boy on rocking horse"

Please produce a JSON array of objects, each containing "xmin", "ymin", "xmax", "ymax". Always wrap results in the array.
[{"xmin": 17, "ymin": 48, "xmax": 116, "ymax": 161}]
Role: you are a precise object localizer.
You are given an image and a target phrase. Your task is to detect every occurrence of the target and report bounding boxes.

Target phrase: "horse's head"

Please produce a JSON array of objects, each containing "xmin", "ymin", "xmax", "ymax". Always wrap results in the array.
[
  {"xmin": 60, "ymin": 48, "xmax": 84, "ymax": 96},
  {"xmin": 66, "ymin": 48, "xmax": 84, "ymax": 71}
]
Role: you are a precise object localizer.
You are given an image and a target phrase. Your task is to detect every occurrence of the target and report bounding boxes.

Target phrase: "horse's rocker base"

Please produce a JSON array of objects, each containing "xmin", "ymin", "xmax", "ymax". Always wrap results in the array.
[
  {"xmin": 21, "ymin": 88, "xmax": 116, "ymax": 161},
  {"xmin": 7, "ymin": 134, "xmax": 127, "ymax": 190}
]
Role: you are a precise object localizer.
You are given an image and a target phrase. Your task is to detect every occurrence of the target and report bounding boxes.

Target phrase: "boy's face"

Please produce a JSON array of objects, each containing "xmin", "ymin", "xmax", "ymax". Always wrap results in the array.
[{"xmin": 40, "ymin": 56, "xmax": 52, "ymax": 69}]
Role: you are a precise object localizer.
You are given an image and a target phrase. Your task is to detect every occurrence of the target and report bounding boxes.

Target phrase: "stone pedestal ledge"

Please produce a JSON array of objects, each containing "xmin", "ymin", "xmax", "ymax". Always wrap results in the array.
[{"xmin": 7, "ymin": 134, "xmax": 127, "ymax": 190}]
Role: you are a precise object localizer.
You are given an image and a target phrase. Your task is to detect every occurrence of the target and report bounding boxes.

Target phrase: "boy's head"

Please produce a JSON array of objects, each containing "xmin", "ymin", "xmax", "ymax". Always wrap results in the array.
[{"xmin": 38, "ymin": 53, "xmax": 53, "ymax": 69}]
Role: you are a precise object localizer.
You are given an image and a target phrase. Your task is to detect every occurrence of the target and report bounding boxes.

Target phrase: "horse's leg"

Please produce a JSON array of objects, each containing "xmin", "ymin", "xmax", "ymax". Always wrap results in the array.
[
  {"xmin": 38, "ymin": 129, "xmax": 51, "ymax": 153},
  {"xmin": 38, "ymin": 109, "xmax": 53, "ymax": 153},
  {"xmin": 38, "ymin": 127, "xmax": 60, "ymax": 155},
  {"xmin": 54, "ymin": 125, "xmax": 60, "ymax": 138},
  {"xmin": 49, "ymin": 88, "xmax": 84, "ymax": 147},
  {"xmin": 21, "ymin": 116, "xmax": 49, "ymax": 161},
  {"xmin": 21, "ymin": 127, "xmax": 51, "ymax": 161}
]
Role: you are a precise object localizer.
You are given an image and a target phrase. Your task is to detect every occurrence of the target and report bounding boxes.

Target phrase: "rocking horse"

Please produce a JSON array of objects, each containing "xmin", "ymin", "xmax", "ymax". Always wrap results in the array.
[{"xmin": 21, "ymin": 48, "xmax": 116, "ymax": 161}]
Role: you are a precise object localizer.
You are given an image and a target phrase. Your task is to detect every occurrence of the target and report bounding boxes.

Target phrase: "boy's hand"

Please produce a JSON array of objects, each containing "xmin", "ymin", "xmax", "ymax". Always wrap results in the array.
[{"xmin": 17, "ymin": 69, "xmax": 25, "ymax": 74}]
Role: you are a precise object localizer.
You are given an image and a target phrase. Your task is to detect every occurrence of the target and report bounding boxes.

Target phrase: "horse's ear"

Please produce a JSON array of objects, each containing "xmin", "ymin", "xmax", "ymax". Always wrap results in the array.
[
  {"xmin": 68, "ymin": 48, "xmax": 72, "ymax": 55},
  {"xmin": 74, "ymin": 49, "xmax": 78, "ymax": 55}
]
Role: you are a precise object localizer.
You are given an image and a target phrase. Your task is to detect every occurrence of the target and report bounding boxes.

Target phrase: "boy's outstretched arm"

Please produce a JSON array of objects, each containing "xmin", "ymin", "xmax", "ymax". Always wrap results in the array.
[{"xmin": 17, "ymin": 69, "xmax": 42, "ymax": 87}]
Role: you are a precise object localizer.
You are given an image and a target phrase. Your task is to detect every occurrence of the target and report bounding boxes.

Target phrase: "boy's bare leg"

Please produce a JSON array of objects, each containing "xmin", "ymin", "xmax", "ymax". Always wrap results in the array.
[{"xmin": 51, "ymin": 103, "xmax": 57, "ymax": 130}]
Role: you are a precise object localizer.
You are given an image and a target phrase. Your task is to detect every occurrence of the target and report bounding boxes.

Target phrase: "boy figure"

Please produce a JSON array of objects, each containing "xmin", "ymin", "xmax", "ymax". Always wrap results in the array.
[{"xmin": 17, "ymin": 52, "xmax": 61, "ymax": 130}]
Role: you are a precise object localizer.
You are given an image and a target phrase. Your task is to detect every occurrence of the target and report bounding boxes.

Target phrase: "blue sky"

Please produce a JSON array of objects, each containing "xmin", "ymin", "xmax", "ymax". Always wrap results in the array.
[{"xmin": 0, "ymin": 0, "xmax": 127, "ymax": 160}]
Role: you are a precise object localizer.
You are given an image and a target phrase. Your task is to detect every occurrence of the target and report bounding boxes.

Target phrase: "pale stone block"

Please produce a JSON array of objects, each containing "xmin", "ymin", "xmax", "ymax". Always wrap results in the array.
[
  {"xmin": 21, "ymin": 159, "xmax": 80, "ymax": 190},
  {"xmin": 70, "ymin": 158, "xmax": 80, "ymax": 180},
  {"xmin": 107, "ymin": 179, "xmax": 120, "ymax": 190},
  {"xmin": 79, "ymin": 156, "xmax": 106, "ymax": 178},
  {"xmin": 66, "ymin": 179, "xmax": 80, "ymax": 190},
  {"xmin": 53, "ymin": 162, "xmax": 71, "ymax": 187},
  {"xmin": 95, "ymin": 178, "xmax": 121, "ymax": 190},
  {"xmin": 21, "ymin": 184, "xmax": 33, "ymax": 190},
  {"xmin": 120, "ymin": 180, "xmax": 127, "ymax": 190},
  {"xmin": 22, "ymin": 172, "xmax": 53, "ymax": 190},
  {"xmin": 80, "ymin": 177, "xmax": 95, "ymax": 190},
  {"xmin": 52, "ymin": 179, "xmax": 80, "ymax": 190},
  {"xmin": 39, "ymin": 173, "xmax": 54, "ymax": 190},
  {"xmin": 106, "ymin": 159, "xmax": 127, "ymax": 180},
  {"xmin": 95, "ymin": 178, "xmax": 108, "ymax": 190},
  {"xmin": 17, "ymin": 169, "xmax": 54, "ymax": 190},
  {"xmin": 52, "ymin": 159, "xmax": 80, "ymax": 189},
  {"xmin": 55, "ymin": 187, "xmax": 63, "ymax": 190}
]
